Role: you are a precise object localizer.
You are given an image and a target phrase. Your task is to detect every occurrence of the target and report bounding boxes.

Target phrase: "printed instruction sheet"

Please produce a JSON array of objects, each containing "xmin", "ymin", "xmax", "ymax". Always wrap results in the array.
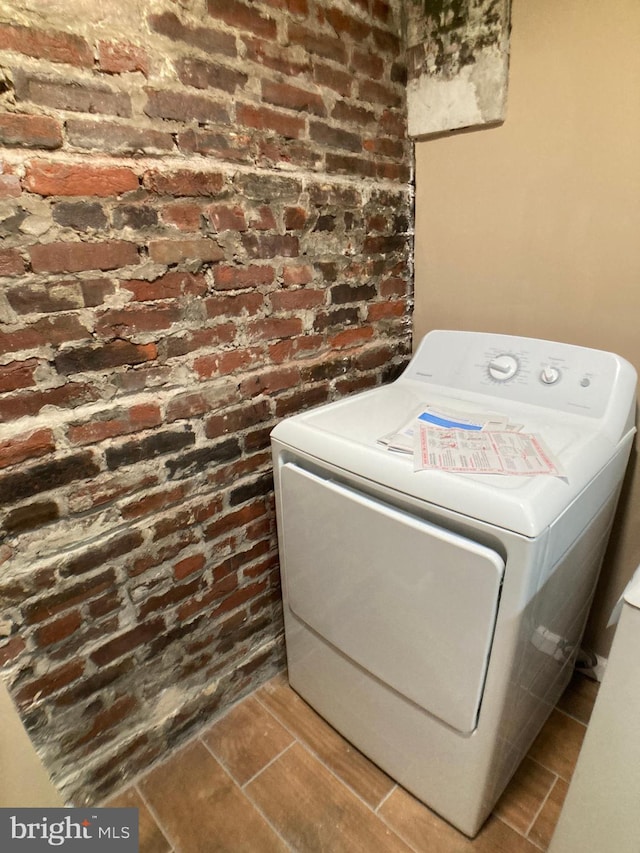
[{"xmin": 378, "ymin": 403, "xmax": 563, "ymax": 477}]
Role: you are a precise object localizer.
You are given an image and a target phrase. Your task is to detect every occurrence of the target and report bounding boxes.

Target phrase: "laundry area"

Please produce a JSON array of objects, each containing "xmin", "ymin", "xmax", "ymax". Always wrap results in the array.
[{"xmin": 0, "ymin": 0, "xmax": 639, "ymax": 851}]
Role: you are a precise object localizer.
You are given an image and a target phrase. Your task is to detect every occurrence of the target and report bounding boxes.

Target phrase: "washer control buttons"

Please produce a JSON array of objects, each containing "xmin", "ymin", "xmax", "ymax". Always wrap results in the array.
[
  {"xmin": 488, "ymin": 354, "xmax": 519, "ymax": 382},
  {"xmin": 540, "ymin": 366, "xmax": 561, "ymax": 385}
]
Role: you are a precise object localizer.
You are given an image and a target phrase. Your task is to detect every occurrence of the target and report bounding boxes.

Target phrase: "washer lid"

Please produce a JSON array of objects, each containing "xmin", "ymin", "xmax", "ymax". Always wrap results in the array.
[{"xmin": 272, "ymin": 381, "xmax": 628, "ymax": 537}]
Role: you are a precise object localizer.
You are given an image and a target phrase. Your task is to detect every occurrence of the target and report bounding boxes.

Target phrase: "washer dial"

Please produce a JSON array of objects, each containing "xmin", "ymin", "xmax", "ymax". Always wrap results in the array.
[
  {"xmin": 540, "ymin": 366, "xmax": 561, "ymax": 385},
  {"xmin": 488, "ymin": 354, "xmax": 519, "ymax": 382}
]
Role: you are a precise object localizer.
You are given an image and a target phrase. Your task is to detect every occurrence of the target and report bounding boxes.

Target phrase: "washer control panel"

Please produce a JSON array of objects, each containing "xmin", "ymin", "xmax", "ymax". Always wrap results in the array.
[{"xmin": 403, "ymin": 330, "xmax": 637, "ymax": 421}]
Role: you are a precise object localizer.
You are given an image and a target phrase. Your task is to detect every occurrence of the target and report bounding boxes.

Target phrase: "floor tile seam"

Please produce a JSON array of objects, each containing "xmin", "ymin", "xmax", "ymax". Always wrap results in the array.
[
  {"xmin": 494, "ymin": 813, "xmax": 547, "ymax": 849},
  {"xmin": 190, "ymin": 737, "xmax": 297, "ymax": 853},
  {"xmin": 524, "ymin": 772, "xmax": 560, "ymax": 839},
  {"xmin": 374, "ymin": 783, "xmax": 398, "ymax": 815},
  {"xmin": 554, "ymin": 706, "xmax": 591, "ymax": 727},
  {"xmin": 553, "ymin": 705, "xmax": 589, "ymax": 730},
  {"xmin": 132, "ymin": 781, "xmax": 179, "ymax": 853},
  {"xmin": 254, "ymin": 690, "xmax": 395, "ymax": 812},
  {"xmin": 526, "ymin": 749, "xmax": 572, "ymax": 784},
  {"xmin": 289, "ymin": 733, "xmax": 403, "ymax": 830},
  {"xmin": 200, "ymin": 731, "xmax": 296, "ymax": 790},
  {"xmin": 373, "ymin": 806, "xmax": 425, "ymax": 853},
  {"xmin": 236, "ymin": 744, "xmax": 299, "ymax": 853},
  {"xmin": 491, "ymin": 810, "xmax": 530, "ymax": 839}
]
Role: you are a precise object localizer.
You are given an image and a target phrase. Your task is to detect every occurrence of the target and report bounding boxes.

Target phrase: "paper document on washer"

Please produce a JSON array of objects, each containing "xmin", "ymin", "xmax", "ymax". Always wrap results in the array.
[
  {"xmin": 415, "ymin": 425, "xmax": 563, "ymax": 477},
  {"xmin": 378, "ymin": 404, "xmax": 515, "ymax": 454}
]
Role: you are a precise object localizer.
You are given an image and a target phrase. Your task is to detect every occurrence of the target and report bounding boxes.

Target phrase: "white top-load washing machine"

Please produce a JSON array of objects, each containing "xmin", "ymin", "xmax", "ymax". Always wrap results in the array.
[{"xmin": 271, "ymin": 330, "xmax": 637, "ymax": 837}]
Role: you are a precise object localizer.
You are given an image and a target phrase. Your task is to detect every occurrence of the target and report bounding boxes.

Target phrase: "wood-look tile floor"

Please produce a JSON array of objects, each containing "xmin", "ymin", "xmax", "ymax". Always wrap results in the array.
[{"xmin": 106, "ymin": 670, "xmax": 598, "ymax": 852}]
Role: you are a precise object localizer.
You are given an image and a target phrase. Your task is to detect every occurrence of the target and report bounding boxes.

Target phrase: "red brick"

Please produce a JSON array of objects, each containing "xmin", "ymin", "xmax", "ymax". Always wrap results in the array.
[
  {"xmin": 352, "ymin": 49, "xmax": 384, "ymax": 80},
  {"xmin": 148, "ymin": 238, "xmax": 224, "ymax": 265},
  {"xmin": 0, "ymin": 428, "xmax": 55, "ymax": 470},
  {"xmin": 160, "ymin": 202, "xmax": 203, "ymax": 232},
  {"xmin": 0, "ymin": 383, "xmax": 99, "ymax": 423},
  {"xmin": 270, "ymin": 289, "xmax": 324, "ymax": 311},
  {"xmin": 241, "ymin": 234, "xmax": 298, "ymax": 259},
  {"xmin": 29, "ymin": 240, "xmax": 139, "ymax": 274},
  {"xmin": 15, "ymin": 660, "xmax": 85, "ymax": 706},
  {"xmin": 268, "ymin": 334, "xmax": 324, "ymax": 363},
  {"xmin": 368, "ymin": 300, "xmax": 405, "ymax": 321},
  {"xmin": 0, "ymin": 315, "xmax": 89, "ymax": 357},
  {"xmin": 163, "ymin": 325, "xmax": 236, "ymax": 360},
  {"xmin": 203, "ymin": 500, "xmax": 267, "ymax": 541},
  {"xmin": 0, "ymin": 113, "xmax": 63, "ymax": 149},
  {"xmin": 359, "ymin": 77, "xmax": 402, "ymax": 108},
  {"xmin": 380, "ymin": 108, "xmax": 406, "ymax": 138},
  {"xmin": 243, "ymin": 35, "xmax": 310, "ymax": 77},
  {"xmin": 207, "ymin": 0, "xmax": 277, "ymax": 40},
  {"xmin": 24, "ymin": 161, "xmax": 139, "ymax": 197},
  {"xmin": 215, "ymin": 348, "xmax": 262, "ymax": 376},
  {"xmin": 261, "ymin": 80, "xmax": 326, "ymax": 116},
  {"xmin": 144, "ymin": 88, "xmax": 229, "ymax": 125},
  {"xmin": 207, "ymin": 204, "xmax": 247, "ymax": 232},
  {"xmin": 174, "ymin": 553, "xmax": 206, "ymax": 580},
  {"xmin": 14, "ymin": 71, "xmax": 131, "ymax": 118},
  {"xmin": 214, "ymin": 578, "xmax": 268, "ymax": 617},
  {"xmin": 165, "ymin": 385, "xmax": 236, "ymax": 421},
  {"xmin": 247, "ymin": 317, "xmax": 303, "ymax": 341},
  {"xmin": 284, "ymin": 206, "xmax": 307, "ymax": 230},
  {"xmin": 0, "ymin": 359, "xmax": 38, "ymax": 393},
  {"xmin": 283, "ymin": 264, "xmax": 314, "ymax": 286},
  {"xmin": 0, "ymin": 172, "xmax": 21, "ymax": 197},
  {"xmin": 324, "ymin": 7, "xmax": 371, "ymax": 41},
  {"xmin": 148, "ymin": 11, "xmax": 237, "ymax": 58},
  {"xmin": 204, "ymin": 401, "xmax": 270, "ymax": 439},
  {"xmin": 95, "ymin": 303, "xmax": 182, "ymax": 337},
  {"xmin": 330, "ymin": 326, "xmax": 374, "ymax": 348},
  {"xmin": 73, "ymin": 695, "xmax": 140, "ymax": 748},
  {"xmin": 249, "ymin": 206, "xmax": 277, "ymax": 230},
  {"xmin": 69, "ymin": 472, "xmax": 159, "ymax": 514},
  {"xmin": 142, "ymin": 168, "xmax": 225, "ymax": 197},
  {"xmin": 55, "ymin": 341, "xmax": 157, "ymax": 375},
  {"xmin": 240, "ymin": 365, "xmax": 301, "ymax": 396},
  {"xmin": 0, "ymin": 248, "xmax": 25, "ymax": 276},
  {"xmin": 313, "ymin": 62, "xmax": 352, "ymax": 97},
  {"xmin": 67, "ymin": 403, "xmax": 162, "ymax": 446},
  {"xmin": 97, "ymin": 39, "xmax": 150, "ymax": 75},
  {"xmin": 122, "ymin": 485, "xmax": 186, "ymax": 520},
  {"xmin": 0, "ymin": 23, "xmax": 93, "ymax": 66},
  {"xmin": 90, "ymin": 618, "xmax": 165, "ymax": 666},
  {"xmin": 123, "ymin": 271, "xmax": 207, "ymax": 301},
  {"xmin": 66, "ymin": 119, "xmax": 173, "ymax": 155},
  {"xmin": 356, "ymin": 344, "xmax": 393, "ymax": 370},
  {"xmin": 236, "ymin": 103, "xmax": 304, "ymax": 140},
  {"xmin": 35, "ymin": 610, "xmax": 82, "ymax": 647},
  {"xmin": 287, "ymin": 22, "xmax": 347, "ymax": 65},
  {"xmin": 205, "ymin": 292, "xmax": 263, "ymax": 320},
  {"xmin": 0, "ymin": 635, "xmax": 26, "ymax": 666},
  {"xmin": 214, "ymin": 264, "xmax": 275, "ymax": 290},
  {"xmin": 332, "ymin": 99, "xmax": 376, "ymax": 127},
  {"xmin": 177, "ymin": 128, "xmax": 252, "ymax": 162},
  {"xmin": 176, "ymin": 56, "xmax": 248, "ymax": 94},
  {"xmin": 372, "ymin": 25, "xmax": 400, "ymax": 54},
  {"xmin": 177, "ymin": 573, "xmax": 238, "ymax": 620},
  {"xmin": 275, "ymin": 384, "xmax": 329, "ymax": 416}
]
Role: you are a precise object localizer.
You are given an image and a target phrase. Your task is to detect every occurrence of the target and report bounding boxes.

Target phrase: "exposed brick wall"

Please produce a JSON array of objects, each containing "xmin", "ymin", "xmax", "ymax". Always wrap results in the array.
[{"xmin": 0, "ymin": 0, "xmax": 412, "ymax": 802}]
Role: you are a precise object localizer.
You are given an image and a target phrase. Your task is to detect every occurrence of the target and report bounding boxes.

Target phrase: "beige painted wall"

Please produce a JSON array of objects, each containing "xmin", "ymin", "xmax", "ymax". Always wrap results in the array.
[{"xmin": 414, "ymin": 0, "xmax": 640, "ymax": 656}]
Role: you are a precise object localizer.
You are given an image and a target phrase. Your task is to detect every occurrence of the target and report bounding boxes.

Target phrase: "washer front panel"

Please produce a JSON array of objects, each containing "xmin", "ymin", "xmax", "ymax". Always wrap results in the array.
[{"xmin": 280, "ymin": 462, "xmax": 505, "ymax": 734}]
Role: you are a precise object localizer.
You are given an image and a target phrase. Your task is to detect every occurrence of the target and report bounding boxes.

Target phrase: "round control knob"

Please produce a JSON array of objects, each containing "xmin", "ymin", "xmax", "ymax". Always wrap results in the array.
[
  {"xmin": 488, "ymin": 354, "xmax": 519, "ymax": 382},
  {"xmin": 540, "ymin": 366, "xmax": 561, "ymax": 385}
]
